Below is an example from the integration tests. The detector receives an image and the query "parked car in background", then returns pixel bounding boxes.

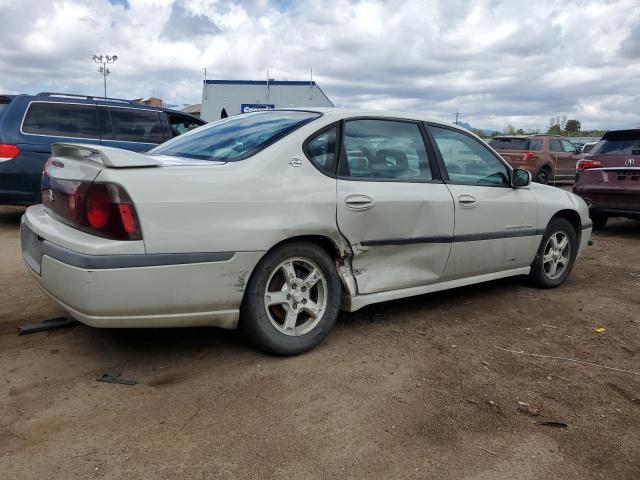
[573,129,640,228]
[0,92,205,205]
[581,141,598,154]
[489,135,582,184]
[21,109,592,355]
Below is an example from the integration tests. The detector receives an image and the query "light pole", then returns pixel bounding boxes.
[91,54,117,98]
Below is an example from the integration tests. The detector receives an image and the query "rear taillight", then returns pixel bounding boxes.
[576,159,603,172]
[42,179,142,241]
[521,151,536,162]
[0,144,20,161]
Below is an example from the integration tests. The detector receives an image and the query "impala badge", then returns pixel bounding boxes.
[289,157,303,167]
[625,158,635,166]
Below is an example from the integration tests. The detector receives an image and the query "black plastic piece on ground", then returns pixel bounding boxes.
[18,317,79,335]
[96,372,138,385]
[538,421,568,428]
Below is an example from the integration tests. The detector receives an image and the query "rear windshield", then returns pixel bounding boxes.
[150,110,321,161]
[590,131,640,155]
[489,138,542,151]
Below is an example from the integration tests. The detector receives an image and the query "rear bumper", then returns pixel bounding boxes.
[21,213,264,329]
[574,188,640,220]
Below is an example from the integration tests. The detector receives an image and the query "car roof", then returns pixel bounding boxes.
[5,92,204,123]
[284,107,469,133]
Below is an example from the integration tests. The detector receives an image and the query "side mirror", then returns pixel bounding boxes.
[511,168,532,187]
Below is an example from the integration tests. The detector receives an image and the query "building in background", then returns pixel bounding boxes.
[200,79,333,122]
[181,103,201,117]
[132,97,163,108]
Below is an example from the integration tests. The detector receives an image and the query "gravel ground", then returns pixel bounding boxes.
[1,205,639,480]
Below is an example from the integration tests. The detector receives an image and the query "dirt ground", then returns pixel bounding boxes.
[1,204,639,480]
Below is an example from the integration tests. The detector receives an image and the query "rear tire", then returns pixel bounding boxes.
[529,218,578,288]
[240,242,342,355]
[590,213,608,229]
[535,166,552,185]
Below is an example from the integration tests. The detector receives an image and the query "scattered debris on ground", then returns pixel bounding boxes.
[18,317,78,335]
[96,372,138,385]
[518,401,541,417]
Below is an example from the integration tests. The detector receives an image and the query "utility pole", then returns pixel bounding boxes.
[454,112,461,125]
[91,54,118,98]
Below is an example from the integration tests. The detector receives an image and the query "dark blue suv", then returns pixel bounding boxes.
[0,92,205,205]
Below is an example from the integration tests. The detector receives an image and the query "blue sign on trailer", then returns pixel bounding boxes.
[241,104,275,113]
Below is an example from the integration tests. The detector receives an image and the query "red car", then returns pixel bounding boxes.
[573,129,640,228]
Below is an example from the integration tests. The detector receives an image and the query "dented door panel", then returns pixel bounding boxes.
[336,181,454,294]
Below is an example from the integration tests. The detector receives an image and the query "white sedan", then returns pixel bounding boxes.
[21,109,593,354]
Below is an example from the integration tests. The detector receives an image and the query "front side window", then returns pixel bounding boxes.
[549,139,563,152]
[561,139,578,153]
[150,110,321,162]
[429,125,510,186]
[168,114,203,137]
[339,120,432,181]
[100,108,164,143]
[305,126,337,174]
[22,103,98,139]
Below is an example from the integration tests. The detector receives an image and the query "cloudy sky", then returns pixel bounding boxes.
[0,0,638,131]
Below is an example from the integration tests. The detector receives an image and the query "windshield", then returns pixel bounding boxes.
[590,131,640,156]
[150,110,321,161]
[489,138,542,151]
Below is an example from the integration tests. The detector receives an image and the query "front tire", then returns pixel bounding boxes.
[590,213,608,229]
[529,218,578,288]
[240,242,342,355]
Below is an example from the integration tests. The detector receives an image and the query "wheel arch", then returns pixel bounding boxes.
[550,208,582,244]
[245,234,358,302]
[537,163,553,176]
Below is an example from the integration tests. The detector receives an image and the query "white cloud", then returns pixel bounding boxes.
[0,0,638,131]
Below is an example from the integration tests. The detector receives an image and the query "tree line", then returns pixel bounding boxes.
[473,117,607,138]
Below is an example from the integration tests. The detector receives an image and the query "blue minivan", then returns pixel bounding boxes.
[0,92,206,205]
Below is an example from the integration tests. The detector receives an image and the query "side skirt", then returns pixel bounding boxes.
[343,267,531,312]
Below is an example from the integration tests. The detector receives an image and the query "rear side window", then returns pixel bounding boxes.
[590,131,640,155]
[100,107,164,143]
[150,110,321,162]
[22,102,98,139]
[339,120,432,181]
[305,126,337,175]
[549,139,563,152]
[489,138,542,151]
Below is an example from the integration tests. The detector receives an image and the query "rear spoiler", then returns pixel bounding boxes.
[51,143,161,168]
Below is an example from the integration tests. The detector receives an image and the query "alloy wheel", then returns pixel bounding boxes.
[263,257,328,336]
[542,231,571,280]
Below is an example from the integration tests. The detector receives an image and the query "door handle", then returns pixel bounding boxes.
[457,194,477,208]
[344,194,374,211]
